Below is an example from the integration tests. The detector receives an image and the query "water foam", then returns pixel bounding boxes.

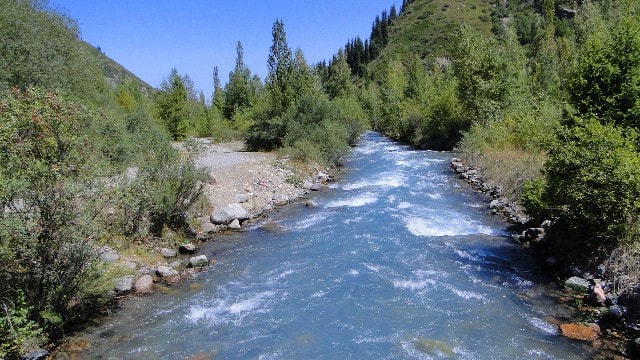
[326,192,378,208]
[342,173,405,190]
[404,216,495,237]
[525,316,559,335]
[392,278,435,291]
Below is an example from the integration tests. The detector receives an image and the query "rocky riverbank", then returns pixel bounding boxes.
[450,157,638,359]
[104,140,332,293]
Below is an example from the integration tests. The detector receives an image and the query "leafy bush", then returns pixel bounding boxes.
[543,120,640,244]
[0,88,103,347]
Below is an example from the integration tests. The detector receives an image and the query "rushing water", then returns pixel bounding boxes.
[81,132,589,359]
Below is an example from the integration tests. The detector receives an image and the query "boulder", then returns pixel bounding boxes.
[309,183,323,191]
[161,248,177,258]
[121,260,137,270]
[564,276,590,292]
[178,243,197,254]
[210,203,250,225]
[134,275,154,294]
[228,219,241,230]
[559,323,600,341]
[156,265,178,277]
[114,276,134,294]
[200,220,217,234]
[189,255,209,268]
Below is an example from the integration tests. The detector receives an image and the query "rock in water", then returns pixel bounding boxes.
[135,275,154,294]
[21,348,48,360]
[210,203,250,225]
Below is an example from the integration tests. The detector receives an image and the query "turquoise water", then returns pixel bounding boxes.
[83,132,588,359]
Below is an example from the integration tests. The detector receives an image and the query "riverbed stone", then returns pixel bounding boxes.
[114,276,134,294]
[564,276,590,292]
[592,282,607,305]
[559,323,600,341]
[210,203,250,225]
[309,182,323,191]
[135,275,154,294]
[156,265,178,277]
[178,243,197,254]
[189,255,209,268]
[228,218,241,230]
[161,248,177,258]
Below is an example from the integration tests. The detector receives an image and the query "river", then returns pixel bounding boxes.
[80,132,589,359]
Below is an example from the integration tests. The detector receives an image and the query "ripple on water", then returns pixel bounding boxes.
[404,216,496,237]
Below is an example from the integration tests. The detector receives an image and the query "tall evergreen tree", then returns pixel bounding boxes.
[224,41,255,119]
[212,66,225,114]
[157,68,189,140]
[266,19,295,114]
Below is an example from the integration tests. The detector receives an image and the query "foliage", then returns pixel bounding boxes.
[156,68,190,140]
[0,0,104,99]
[223,42,260,119]
[0,293,44,359]
[541,120,640,245]
[0,88,102,346]
[568,10,640,129]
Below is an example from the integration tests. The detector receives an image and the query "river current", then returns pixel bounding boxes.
[82,132,588,359]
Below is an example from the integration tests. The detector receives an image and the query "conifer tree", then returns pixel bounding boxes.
[266,19,295,114]
[212,66,225,114]
[224,41,255,119]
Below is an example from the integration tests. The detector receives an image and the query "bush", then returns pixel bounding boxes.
[0,88,103,347]
[543,119,640,245]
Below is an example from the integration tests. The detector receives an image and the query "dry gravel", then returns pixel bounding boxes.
[190,139,307,228]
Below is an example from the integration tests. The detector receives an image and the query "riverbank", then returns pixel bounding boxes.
[450,156,636,359]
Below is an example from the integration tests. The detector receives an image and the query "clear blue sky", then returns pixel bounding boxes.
[51,1,399,99]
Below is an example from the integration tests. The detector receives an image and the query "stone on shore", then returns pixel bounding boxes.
[228,218,241,230]
[234,193,250,203]
[114,276,134,294]
[189,255,209,268]
[559,323,600,341]
[178,243,197,254]
[22,348,48,360]
[161,248,177,258]
[210,203,250,225]
[98,246,120,263]
[135,275,154,294]
[156,265,178,277]
[564,276,590,292]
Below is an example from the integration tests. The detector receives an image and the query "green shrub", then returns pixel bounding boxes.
[544,119,640,245]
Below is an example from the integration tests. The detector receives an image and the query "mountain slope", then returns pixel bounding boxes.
[370,0,494,72]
